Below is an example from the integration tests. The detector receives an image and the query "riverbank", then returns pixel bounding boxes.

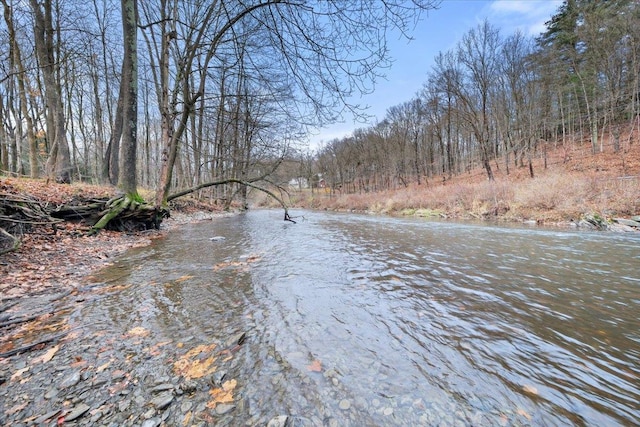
[0,178,234,302]
[0,179,247,426]
[266,143,640,231]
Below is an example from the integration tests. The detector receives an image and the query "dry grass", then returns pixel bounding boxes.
[277,134,640,224]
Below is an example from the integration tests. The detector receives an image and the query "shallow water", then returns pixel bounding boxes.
[87,209,640,426]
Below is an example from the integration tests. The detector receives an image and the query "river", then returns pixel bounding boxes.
[84,209,639,426]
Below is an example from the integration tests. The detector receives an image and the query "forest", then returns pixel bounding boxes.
[0,0,639,224]
[312,0,640,194]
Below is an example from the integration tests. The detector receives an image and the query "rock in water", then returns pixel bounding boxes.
[614,218,640,228]
[65,403,90,421]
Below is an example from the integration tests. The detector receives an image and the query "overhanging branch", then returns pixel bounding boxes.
[167,177,296,223]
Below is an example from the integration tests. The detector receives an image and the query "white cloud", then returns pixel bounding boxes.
[488,0,563,36]
[490,1,539,14]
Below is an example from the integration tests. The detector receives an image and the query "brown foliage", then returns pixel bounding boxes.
[287,136,640,224]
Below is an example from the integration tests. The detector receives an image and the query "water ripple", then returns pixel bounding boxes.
[86,210,640,426]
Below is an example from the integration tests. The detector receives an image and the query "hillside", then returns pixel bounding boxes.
[279,131,640,229]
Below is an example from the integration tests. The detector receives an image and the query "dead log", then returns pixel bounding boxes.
[51,199,110,222]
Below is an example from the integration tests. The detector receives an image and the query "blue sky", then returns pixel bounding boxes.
[308,0,563,149]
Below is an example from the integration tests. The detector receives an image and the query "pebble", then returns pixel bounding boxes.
[215,403,236,415]
[143,407,156,419]
[90,410,104,423]
[149,383,174,393]
[44,387,58,399]
[141,418,161,427]
[59,371,81,389]
[150,392,173,410]
[64,403,90,421]
[34,409,61,424]
[338,399,351,410]
[267,415,290,427]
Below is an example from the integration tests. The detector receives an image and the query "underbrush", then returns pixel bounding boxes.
[280,170,639,224]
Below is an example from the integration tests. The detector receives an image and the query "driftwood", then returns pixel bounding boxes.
[0,192,62,254]
[86,195,169,235]
[0,190,169,253]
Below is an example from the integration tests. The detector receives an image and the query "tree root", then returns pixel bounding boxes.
[0,227,20,255]
[89,194,169,235]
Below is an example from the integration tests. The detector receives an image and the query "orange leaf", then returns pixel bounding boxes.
[517,408,532,420]
[96,361,112,373]
[307,359,322,372]
[34,344,60,364]
[206,379,237,409]
[10,367,29,382]
[126,326,149,337]
[173,344,218,379]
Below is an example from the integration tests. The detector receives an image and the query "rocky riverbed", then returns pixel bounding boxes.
[0,209,257,426]
[0,284,252,426]
[0,286,503,427]
[3,204,637,426]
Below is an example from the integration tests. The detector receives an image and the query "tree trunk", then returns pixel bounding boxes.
[29,0,72,184]
[117,0,138,195]
[2,0,39,178]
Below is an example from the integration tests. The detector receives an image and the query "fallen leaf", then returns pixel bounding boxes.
[213,261,243,271]
[183,343,217,358]
[517,408,532,420]
[174,356,217,379]
[173,343,218,379]
[4,401,28,416]
[96,361,112,373]
[108,380,129,395]
[206,379,237,409]
[522,384,538,395]
[307,359,322,372]
[95,283,132,294]
[10,367,29,382]
[34,344,60,364]
[0,341,14,353]
[126,326,149,337]
[70,358,87,368]
[145,341,171,357]
[182,411,192,426]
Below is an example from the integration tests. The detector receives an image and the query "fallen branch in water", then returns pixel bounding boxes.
[168,177,296,223]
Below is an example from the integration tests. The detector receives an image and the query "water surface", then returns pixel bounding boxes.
[88,210,640,426]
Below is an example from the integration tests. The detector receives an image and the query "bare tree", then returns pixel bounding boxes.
[117,0,138,195]
[136,0,439,208]
[1,0,39,178]
[28,0,72,183]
